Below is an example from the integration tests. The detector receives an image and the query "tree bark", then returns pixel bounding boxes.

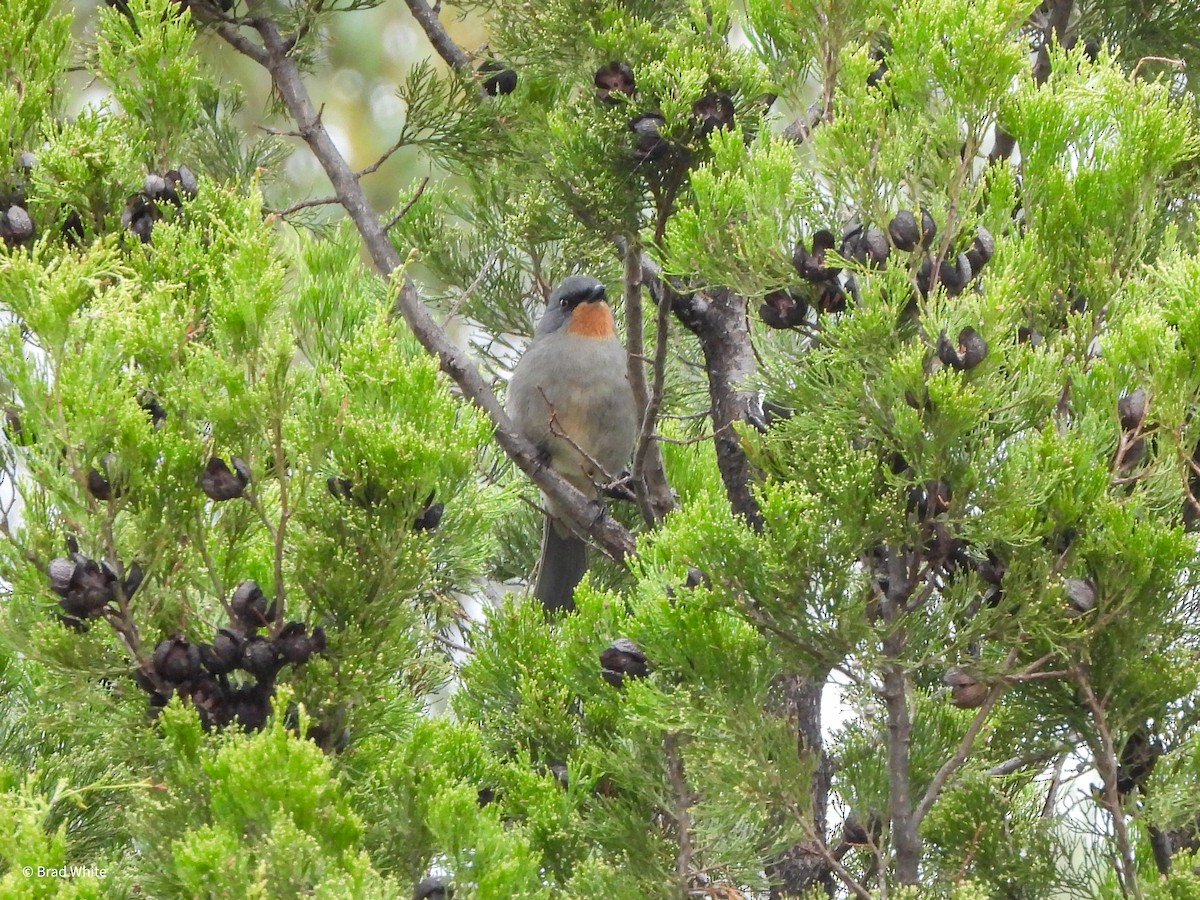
[671,286,765,530]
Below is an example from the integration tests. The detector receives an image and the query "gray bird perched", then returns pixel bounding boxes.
[507,274,638,613]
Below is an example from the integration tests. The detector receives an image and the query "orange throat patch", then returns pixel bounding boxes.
[566,301,615,338]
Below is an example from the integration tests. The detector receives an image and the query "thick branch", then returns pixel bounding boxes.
[402,0,473,72]
[672,285,765,529]
[222,15,635,561]
[622,240,656,526]
[664,732,694,890]
[883,656,920,884]
[626,247,676,523]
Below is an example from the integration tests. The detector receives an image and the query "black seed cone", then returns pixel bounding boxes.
[51,555,118,617]
[86,452,121,500]
[1064,577,1096,616]
[415,875,452,900]
[1118,387,1147,432]
[600,638,648,686]
[200,628,243,674]
[970,226,995,268]
[759,288,808,329]
[793,230,841,283]
[140,394,167,427]
[938,254,975,297]
[478,61,517,96]
[937,327,987,370]
[176,164,198,198]
[629,112,670,162]
[240,635,279,679]
[123,562,144,598]
[888,210,920,252]
[230,579,270,632]
[232,684,272,731]
[3,205,33,243]
[919,208,938,249]
[48,557,76,596]
[143,173,167,199]
[1117,728,1160,795]
[153,636,201,684]
[191,675,234,730]
[841,223,889,267]
[413,490,444,531]
[277,621,325,664]
[908,479,952,520]
[692,92,734,137]
[200,455,250,501]
[594,61,635,103]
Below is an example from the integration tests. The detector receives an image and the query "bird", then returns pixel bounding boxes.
[507,274,638,614]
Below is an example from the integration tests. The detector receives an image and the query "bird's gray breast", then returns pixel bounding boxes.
[508,334,637,489]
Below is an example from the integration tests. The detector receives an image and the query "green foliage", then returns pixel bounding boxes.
[663,128,820,294]
[0,0,71,173]
[0,767,106,899]
[1003,42,1200,285]
[95,0,210,165]
[120,702,400,898]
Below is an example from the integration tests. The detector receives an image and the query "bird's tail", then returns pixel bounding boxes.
[534,517,589,614]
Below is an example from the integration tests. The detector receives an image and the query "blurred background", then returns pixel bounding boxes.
[69,0,487,214]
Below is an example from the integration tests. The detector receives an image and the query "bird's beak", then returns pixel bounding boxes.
[588,284,607,302]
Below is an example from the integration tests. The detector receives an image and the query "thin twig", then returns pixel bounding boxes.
[1074,664,1143,899]
[439,248,497,327]
[1041,753,1068,819]
[271,194,340,218]
[987,745,1068,778]
[256,123,305,138]
[913,646,1022,827]
[1130,56,1185,81]
[268,410,290,633]
[357,135,410,179]
[385,176,431,232]
[539,388,620,488]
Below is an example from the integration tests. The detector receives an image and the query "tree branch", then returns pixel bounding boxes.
[384,176,430,233]
[270,194,340,218]
[987,745,1068,778]
[883,655,920,883]
[664,732,695,890]
[623,241,675,524]
[780,101,828,145]
[622,238,655,526]
[212,20,268,65]
[402,0,473,72]
[672,284,765,529]
[913,646,1022,828]
[1074,664,1143,899]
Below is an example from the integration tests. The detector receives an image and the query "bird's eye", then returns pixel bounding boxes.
[559,297,569,308]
